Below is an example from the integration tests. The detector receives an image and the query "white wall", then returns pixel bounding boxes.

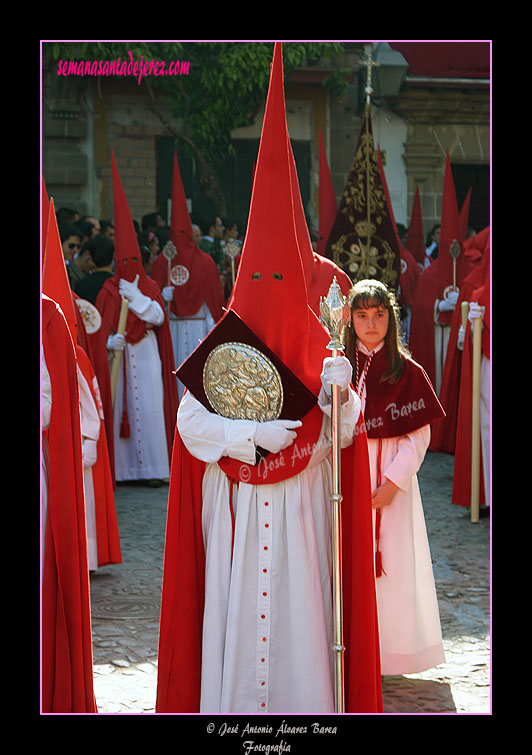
[372,105,409,227]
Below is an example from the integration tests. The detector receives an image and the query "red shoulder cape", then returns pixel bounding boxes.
[452,260,490,507]
[73,292,116,487]
[151,247,225,323]
[355,347,445,439]
[451,321,486,507]
[41,296,97,713]
[409,255,473,388]
[156,413,382,713]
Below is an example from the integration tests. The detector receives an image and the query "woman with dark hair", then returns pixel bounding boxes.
[345,278,447,676]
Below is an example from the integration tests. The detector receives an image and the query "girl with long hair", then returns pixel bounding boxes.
[345,278,447,675]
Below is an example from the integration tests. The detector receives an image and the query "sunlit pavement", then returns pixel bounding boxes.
[89,450,490,715]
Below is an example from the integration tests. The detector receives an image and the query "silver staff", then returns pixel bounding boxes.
[320,276,351,713]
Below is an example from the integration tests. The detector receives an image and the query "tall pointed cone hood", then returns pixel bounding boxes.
[437,150,469,294]
[150,150,225,321]
[169,150,194,246]
[111,151,147,286]
[318,131,337,254]
[42,197,78,340]
[228,42,327,394]
[405,186,426,266]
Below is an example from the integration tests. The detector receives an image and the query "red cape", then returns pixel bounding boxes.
[156,413,382,713]
[408,254,473,389]
[452,242,490,507]
[41,296,97,713]
[356,347,445,439]
[451,319,486,507]
[399,246,421,311]
[430,230,489,453]
[73,292,116,487]
[151,249,225,323]
[96,278,179,463]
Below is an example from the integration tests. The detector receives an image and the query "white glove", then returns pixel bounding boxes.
[162,286,174,302]
[438,291,459,312]
[119,274,151,317]
[320,356,353,396]
[254,419,302,454]
[119,274,140,302]
[457,325,465,351]
[82,438,98,467]
[107,333,126,351]
[468,301,485,323]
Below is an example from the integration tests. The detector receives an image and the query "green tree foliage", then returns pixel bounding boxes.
[42,41,350,212]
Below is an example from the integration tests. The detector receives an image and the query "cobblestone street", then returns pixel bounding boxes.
[89,449,490,716]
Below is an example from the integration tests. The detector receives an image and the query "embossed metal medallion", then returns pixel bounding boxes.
[203,342,283,422]
[75,298,102,334]
[169,264,190,286]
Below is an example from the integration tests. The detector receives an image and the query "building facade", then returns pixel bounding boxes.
[42,41,490,240]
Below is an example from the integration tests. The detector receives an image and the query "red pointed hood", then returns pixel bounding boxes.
[168,149,222,317]
[405,186,426,266]
[434,151,470,296]
[42,197,78,340]
[112,151,148,286]
[318,131,337,254]
[150,150,225,321]
[227,42,328,395]
[169,150,194,248]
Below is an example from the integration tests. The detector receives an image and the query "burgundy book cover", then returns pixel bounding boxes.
[175,309,318,423]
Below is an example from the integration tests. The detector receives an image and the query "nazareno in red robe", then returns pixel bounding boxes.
[41,295,97,713]
[452,237,490,508]
[157,42,381,713]
[429,229,489,454]
[96,276,179,466]
[156,409,382,713]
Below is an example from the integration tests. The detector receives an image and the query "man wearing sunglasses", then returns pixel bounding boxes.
[58,223,82,263]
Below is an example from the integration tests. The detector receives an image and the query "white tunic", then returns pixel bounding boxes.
[112,299,170,482]
[78,366,100,572]
[358,342,445,675]
[168,302,216,398]
[177,387,361,714]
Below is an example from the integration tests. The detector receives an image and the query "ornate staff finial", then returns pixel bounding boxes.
[360,47,380,109]
[449,238,461,291]
[320,276,351,353]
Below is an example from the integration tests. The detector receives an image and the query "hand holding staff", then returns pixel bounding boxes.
[110,297,129,405]
[320,276,351,713]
